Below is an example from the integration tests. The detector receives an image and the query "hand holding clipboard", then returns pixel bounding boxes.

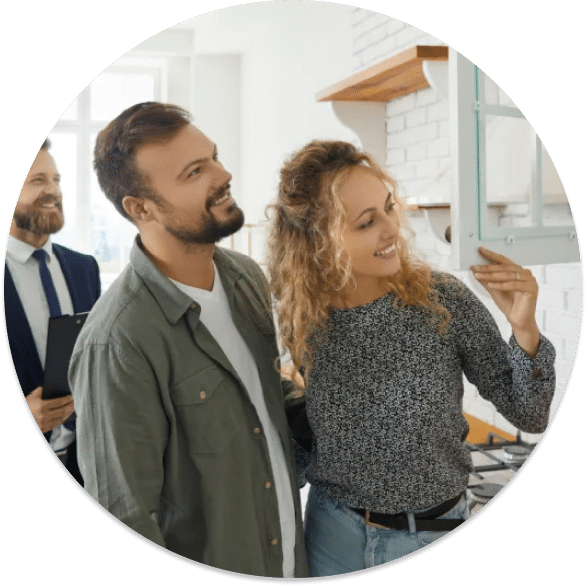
[42,312,89,400]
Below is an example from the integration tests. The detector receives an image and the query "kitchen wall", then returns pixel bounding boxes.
[175,2,357,226]
[349,7,581,440]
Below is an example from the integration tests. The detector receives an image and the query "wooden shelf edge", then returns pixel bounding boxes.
[404,201,548,212]
[405,203,450,211]
[317,45,448,103]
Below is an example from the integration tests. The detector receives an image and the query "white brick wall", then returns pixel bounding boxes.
[382,62,450,204]
[350,8,582,440]
[350,9,450,205]
[350,8,443,71]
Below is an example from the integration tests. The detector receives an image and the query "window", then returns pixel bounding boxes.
[47,27,194,289]
[48,58,166,288]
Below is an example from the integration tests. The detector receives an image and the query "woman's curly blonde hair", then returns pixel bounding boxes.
[267,140,450,393]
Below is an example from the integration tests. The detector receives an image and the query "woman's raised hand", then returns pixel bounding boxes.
[471,247,540,357]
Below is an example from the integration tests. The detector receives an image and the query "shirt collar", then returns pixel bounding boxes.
[129,236,244,325]
[6,235,54,265]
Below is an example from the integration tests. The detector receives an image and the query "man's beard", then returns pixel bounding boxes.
[165,207,245,244]
[13,196,64,235]
[157,185,245,244]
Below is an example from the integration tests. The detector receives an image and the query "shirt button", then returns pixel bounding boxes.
[190,302,197,310]
[270,538,279,546]
[531,368,542,379]
[199,390,206,400]
[253,427,261,435]
[265,481,272,489]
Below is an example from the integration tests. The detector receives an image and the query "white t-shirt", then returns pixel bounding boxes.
[171,264,296,577]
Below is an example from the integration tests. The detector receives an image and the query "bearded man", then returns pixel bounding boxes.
[5,139,101,484]
[68,103,308,577]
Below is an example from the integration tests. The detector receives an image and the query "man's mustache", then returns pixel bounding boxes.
[205,183,232,211]
[32,194,63,209]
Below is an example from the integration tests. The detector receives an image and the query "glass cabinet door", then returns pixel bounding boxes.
[450,52,579,269]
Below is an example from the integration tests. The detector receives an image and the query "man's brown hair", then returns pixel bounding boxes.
[93,102,192,221]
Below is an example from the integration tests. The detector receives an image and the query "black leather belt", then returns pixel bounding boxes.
[351,493,465,532]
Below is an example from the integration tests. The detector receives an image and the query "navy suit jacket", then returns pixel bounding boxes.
[5,242,101,398]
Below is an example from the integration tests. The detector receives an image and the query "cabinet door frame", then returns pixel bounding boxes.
[449,51,579,269]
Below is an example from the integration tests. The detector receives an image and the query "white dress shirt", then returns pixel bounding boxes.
[6,235,75,451]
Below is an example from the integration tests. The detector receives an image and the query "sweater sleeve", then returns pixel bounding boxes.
[443,277,556,433]
[285,394,313,487]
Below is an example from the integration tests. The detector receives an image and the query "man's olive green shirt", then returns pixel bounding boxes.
[69,239,308,577]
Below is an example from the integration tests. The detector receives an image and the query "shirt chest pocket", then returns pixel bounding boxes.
[171,366,240,455]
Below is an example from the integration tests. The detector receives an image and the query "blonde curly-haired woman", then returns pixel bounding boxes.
[267,140,555,576]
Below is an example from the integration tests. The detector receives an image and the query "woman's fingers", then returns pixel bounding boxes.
[471,247,530,282]
[471,248,537,292]
[473,249,522,272]
[472,266,537,293]
[476,246,517,267]
[473,268,527,282]
[480,279,534,291]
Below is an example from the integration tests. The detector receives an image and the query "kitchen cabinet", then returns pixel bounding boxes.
[450,51,578,268]
[318,47,579,269]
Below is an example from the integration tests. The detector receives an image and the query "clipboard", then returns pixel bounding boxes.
[42,312,89,400]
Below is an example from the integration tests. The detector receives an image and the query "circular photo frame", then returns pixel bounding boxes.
[3,1,583,584]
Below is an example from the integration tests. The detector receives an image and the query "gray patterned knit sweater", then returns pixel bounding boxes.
[301,273,555,514]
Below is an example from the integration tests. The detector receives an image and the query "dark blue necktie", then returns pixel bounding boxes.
[32,249,62,318]
[32,249,75,432]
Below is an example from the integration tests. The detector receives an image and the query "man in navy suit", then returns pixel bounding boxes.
[5,139,100,484]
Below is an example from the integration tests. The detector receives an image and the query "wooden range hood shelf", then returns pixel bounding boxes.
[317,45,448,103]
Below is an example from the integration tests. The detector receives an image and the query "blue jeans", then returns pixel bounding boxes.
[304,485,470,576]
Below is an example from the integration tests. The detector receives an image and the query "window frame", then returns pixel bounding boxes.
[49,59,168,282]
